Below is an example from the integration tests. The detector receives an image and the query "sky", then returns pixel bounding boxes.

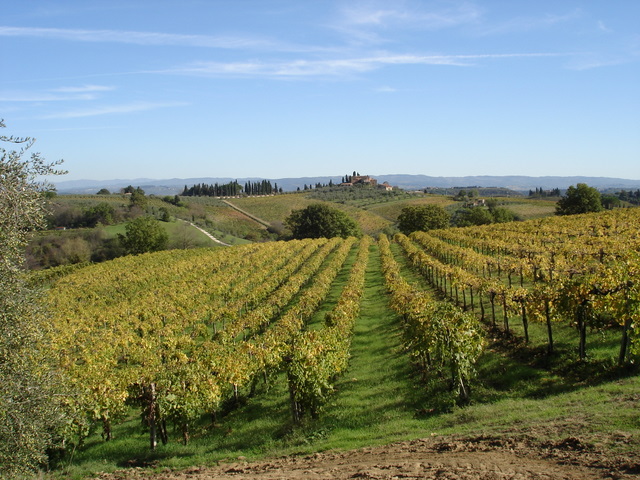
[1,0,639,182]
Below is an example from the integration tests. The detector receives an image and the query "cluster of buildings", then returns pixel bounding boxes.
[340,175,393,191]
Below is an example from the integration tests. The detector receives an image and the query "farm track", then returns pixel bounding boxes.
[221,200,272,228]
[180,219,231,246]
[92,433,639,479]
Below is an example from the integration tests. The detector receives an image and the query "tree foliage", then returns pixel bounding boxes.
[182,181,243,197]
[451,207,494,227]
[0,120,65,477]
[489,206,517,223]
[119,215,169,255]
[128,186,147,209]
[600,194,622,210]
[555,183,603,215]
[397,205,450,235]
[450,203,518,227]
[285,203,361,239]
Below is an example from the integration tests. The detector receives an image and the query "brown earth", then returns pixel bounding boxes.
[92,433,640,480]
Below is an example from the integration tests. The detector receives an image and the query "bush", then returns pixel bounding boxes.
[119,216,169,254]
[397,205,450,234]
[556,183,603,215]
[285,203,361,239]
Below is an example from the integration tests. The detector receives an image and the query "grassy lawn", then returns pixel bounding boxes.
[102,220,222,248]
[231,193,314,223]
[498,198,557,219]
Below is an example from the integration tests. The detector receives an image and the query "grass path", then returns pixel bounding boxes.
[303,243,430,451]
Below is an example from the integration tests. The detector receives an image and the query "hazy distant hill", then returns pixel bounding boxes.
[378,175,640,192]
[54,174,640,195]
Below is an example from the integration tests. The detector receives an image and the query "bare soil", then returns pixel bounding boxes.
[92,432,640,480]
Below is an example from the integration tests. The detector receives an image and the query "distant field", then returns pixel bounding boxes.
[230,193,315,222]
[366,194,457,222]
[498,199,557,219]
[52,190,560,244]
[230,193,393,236]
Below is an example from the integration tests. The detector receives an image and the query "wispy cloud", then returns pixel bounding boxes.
[566,54,628,71]
[162,52,566,79]
[374,86,397,93]
[331,1,482,46]
[1,93,94,102]
[478,9,582,35]
[0,85,114,102]
[340,1,481,29]
[0,25,280,50]
[596,21,612,34]
[53,84,115,93]
[40,101,188,119]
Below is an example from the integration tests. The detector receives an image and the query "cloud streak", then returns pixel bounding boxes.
[1,92,96,102]
[0,85,115,102]
[53,85,115,93]
[477,9,582,36]
[163,52,566,79]
[340,2,481,29]
[0,26,277,50]
[331,1,482,46]
[40,101,188,119]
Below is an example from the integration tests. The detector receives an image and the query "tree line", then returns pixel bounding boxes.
[181,180,282,197]
[614,189,640,205]
[528,187,561,198]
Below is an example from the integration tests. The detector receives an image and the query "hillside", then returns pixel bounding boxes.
[54,174,640,195]
[44,189,558,248]
[30,190,560,271]
[41,208,640,479]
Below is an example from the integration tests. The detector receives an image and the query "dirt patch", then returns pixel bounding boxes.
[91,434,640,480]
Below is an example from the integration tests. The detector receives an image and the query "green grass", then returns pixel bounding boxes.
[101,223,126,237]
[230,193,314,223]
[50,242,639,479]
[293,244,428,449]
[305,242,360,330]
[101,220,222,248]
[498,199,557,220]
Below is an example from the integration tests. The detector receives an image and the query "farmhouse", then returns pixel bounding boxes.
[340,175,395,191]
[341,175,378,187]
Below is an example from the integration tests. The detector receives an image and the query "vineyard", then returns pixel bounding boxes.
[44,208,640,477]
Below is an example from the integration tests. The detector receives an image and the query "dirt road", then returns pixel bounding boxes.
[92,433,639,479]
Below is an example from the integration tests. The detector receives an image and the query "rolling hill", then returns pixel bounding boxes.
[54,174,640,195]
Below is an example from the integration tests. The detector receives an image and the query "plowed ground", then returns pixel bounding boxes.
[92,432,640,480]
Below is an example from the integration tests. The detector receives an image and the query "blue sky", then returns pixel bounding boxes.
[2,1,639,181]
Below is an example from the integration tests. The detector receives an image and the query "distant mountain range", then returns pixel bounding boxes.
[54,174,640,195]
